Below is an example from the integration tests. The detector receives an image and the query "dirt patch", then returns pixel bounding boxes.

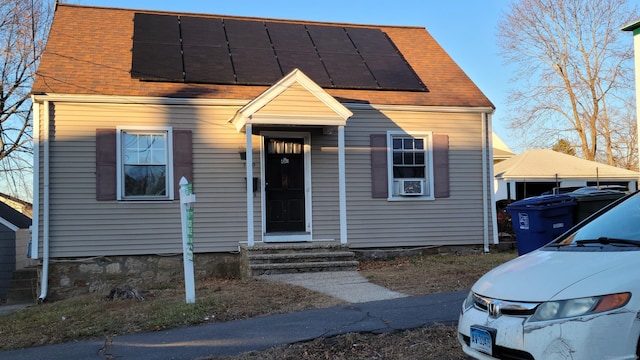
[206,324,467,360]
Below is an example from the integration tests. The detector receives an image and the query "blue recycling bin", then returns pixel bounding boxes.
[506,194,576,255]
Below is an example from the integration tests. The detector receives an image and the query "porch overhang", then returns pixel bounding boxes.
[229,68,353,133]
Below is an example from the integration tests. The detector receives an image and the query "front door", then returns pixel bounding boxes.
[264,138,306,234]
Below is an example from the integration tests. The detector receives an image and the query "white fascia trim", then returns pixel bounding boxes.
[31,93,248,107]
[0,217,19,232]
[230,69,353,131]
[248,114,347,127]
[235,69,352,120]
[346,103,495,114]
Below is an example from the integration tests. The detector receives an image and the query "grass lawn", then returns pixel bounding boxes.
[0,249,517,358]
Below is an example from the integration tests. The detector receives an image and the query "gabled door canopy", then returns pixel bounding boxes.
[229,68,353,133]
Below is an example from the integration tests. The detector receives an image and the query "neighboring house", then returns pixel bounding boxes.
[494,149,639,200]
[623,21,640,174]
[30,4,495,300]
[0,201,32,300]
[492,133,515,164]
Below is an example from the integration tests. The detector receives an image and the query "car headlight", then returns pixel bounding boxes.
[463,291,474,311]
[529,292,631,322]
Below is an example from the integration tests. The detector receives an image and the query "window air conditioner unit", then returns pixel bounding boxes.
[399,179,424,196]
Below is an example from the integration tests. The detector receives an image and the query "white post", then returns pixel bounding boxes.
[245,124,254,246]
[338,125,347,244]
[179,177,196,304]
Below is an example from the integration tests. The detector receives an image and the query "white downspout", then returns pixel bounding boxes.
[481,112,490,253]
[39,100,50,302]
[30,98,40,259]
[486,113,499,246]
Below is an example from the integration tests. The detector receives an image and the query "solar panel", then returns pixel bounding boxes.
[131,13,183,80]
[276,50,332,86]
[321,53,378,88]
[181,16,226,46]
[306,25,358,54]
[267,22,331,85]
[224,19,271,49]
[345,27,396,55]
[364,55,425,90]
[130,12,426,91]
[133,13,180,44]
[131,43,183,81]
[231,48,282,84]
[267,22,313,50]
[181,17,235,83]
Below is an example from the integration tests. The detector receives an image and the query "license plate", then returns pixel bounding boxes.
[470,325,495,356]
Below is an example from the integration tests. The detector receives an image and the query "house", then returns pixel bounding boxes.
[492,133,515,164]
[622,21,640,174]
[30,4,495,300]
[0,201,32,300]
[494,149,639,200]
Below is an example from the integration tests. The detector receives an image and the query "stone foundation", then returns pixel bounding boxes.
[42,253,242,301]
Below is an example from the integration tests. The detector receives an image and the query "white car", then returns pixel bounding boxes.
[458,191,640,360]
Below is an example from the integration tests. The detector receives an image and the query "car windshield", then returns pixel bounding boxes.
[553,192,640,248]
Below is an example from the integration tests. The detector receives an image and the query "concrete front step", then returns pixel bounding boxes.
[244,242,350,254]
[248,251,356,264]
[241,242,359,277]
[250,260,359,276]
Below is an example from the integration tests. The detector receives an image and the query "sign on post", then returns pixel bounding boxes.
[179,177,196,303]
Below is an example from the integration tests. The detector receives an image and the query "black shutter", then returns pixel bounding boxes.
[370,134,388,198]
[433,134,450,198]
[173,129,193,196]
[96,129,117,200]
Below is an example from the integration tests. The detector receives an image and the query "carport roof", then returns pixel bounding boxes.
[494,149,640,181]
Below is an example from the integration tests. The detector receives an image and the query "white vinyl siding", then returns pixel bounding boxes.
[38,99,492,258]
[45,102,254,257]
[344,107,490,248]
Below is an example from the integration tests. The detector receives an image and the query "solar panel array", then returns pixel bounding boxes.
[131,13,426,91]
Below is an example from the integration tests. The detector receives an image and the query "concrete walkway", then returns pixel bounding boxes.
[0,303,33,315]
[259,271,407,303]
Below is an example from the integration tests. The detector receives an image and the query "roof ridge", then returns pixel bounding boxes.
[55,3,427,30]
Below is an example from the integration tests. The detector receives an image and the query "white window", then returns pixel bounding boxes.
[387,131,434,200]
[116,126,173,200]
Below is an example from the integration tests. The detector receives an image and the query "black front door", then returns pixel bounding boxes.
[265,138,305,233]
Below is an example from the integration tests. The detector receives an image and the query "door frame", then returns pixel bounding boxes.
[260,131,312,242]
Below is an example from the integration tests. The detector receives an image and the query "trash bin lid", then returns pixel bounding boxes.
[567,190,626,201]
[506,194,575,209]
[567,190,626,199]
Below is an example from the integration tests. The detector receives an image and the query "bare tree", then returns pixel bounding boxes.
[0,0,52,201]
[498,0,638,168]
[551,138,576,156]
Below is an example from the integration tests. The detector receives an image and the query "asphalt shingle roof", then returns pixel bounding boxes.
[32,4,494,109]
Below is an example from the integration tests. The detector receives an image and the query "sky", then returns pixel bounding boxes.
[77,0,518,151]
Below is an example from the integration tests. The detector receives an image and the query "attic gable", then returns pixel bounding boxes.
[230,68,352,132]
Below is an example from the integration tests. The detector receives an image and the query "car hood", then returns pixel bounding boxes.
[472,249,639,302]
